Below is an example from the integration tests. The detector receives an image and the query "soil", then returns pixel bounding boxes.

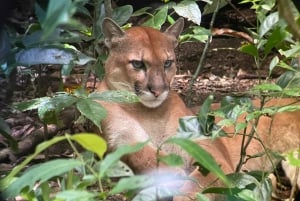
[0,2,291,200]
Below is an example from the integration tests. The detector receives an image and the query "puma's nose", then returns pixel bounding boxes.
[149,87,161,97]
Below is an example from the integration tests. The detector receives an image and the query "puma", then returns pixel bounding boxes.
[96,18,300,200]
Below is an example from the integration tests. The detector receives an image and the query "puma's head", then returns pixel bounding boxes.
[101,18,184,108]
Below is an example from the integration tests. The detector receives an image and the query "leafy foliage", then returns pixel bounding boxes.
[1,0,300,201]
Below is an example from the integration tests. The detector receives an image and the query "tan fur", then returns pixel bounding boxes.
[97,18,300,200]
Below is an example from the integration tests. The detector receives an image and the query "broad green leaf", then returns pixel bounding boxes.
[203,172,271,201]
[110,175,153,194]
[200,94,214,115]
[0,135,67,189]
[40,182,51,201]
[71,133,107,158]
[42,0,80,39]
[279,43,300,58]
[15,97,50,111]
[16,46,94,66]
[88,90,139,103]
[99,141,148,177]
[50,93,78,111]
[277,61,297,72]
[37,94,78,124]
[268,56,279,75]
[76,98,107,128]
[264,27,286,56]
[158,153,184,167]
[3,159,83,198]
[277,105,300,113]
[131,7,152,17]
[173,0,201,25]
[177,116,201,138]
[38,100,58,124]
[143,5,168,29]
[251,83,282,92]
[55,190,96,201]
[239,43,258,58]
[259,12,279,38]
[16,47,74,65]
[276,70,296,88]
[112,5,133,26]
[105,161,134,178]
[166,138,231,186]
[133,186,178,201]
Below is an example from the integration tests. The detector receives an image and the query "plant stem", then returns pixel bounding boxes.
[289,147,300,201]
[104,0,112,18]
[235,96,266,172]
[66,135,104,193]
[187,0,220,106]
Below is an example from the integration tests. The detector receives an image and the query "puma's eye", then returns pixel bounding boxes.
[164,60,173,69]
[130,60,145,69]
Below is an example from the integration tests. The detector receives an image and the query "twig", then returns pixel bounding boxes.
[104,0,113,18]
[187,0,220,106]
[289,148,300,201]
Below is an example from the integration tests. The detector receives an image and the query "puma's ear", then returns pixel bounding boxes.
[164,18,184,40]
[102,18,125,48]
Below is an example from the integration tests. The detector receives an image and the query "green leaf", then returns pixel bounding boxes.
[166,138,231,186]
[16,47,74,65]
[50,93,78,111]
[41,0,79,39]
[251,83,282,92]
[3,159,83,198]
[132,186,178,201]
[239,43,258,58]
[203,172,272,201]
[15,97,50,111]
[264,27,286,55]
[277,105,300,113]
[99,141,147,177]
[276,70,296,88]
[55,190,96,201]
[71,133,107,159]
[158,153,184,167]
[76,98,107,128]
[0,135,67,190]
[105,161,134,178]
[110,175,153,195]
[112,5,133,26]
[268,56,279,75]
[132,7,152,17]
[38,100,58,124]
[173,0,201,25]
[143,5,168,29]
[37,93,77,124]
[88,90,139,103]
[259,12,279,38]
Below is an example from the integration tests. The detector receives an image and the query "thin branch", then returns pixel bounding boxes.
[187,0,220,106]
[104,0,113,18]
